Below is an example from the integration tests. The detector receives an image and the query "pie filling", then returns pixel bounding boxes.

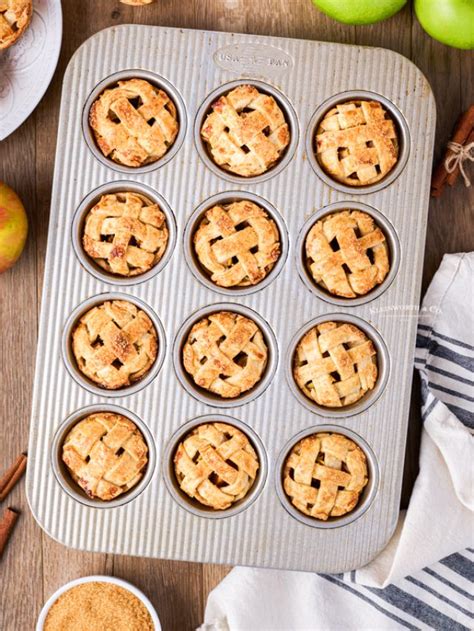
[173,422,260,510]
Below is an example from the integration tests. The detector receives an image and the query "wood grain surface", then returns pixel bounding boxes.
[0,2,473,630]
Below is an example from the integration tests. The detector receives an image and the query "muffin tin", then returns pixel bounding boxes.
[27,25,436,573]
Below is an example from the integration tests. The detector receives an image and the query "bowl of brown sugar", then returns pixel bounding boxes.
[36,575,161,631]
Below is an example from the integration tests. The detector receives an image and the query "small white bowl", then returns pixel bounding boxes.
[36,575,161,630]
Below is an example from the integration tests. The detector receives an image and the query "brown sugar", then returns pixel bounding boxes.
[43,581,155,631]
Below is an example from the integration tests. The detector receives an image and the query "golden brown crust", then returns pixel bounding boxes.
[183,311,268,398]
[174,422,259,510]
[0,0,32,50]
[72,300,158,390]
[293,321,378,407]
[283,432,368,520]
[193,200,280,287]
[201,84,290,177]
[315,100,399,186]
[82,192,169,277]
[89,78,179,167]
[62,412,148,501]
[305,210,390,298]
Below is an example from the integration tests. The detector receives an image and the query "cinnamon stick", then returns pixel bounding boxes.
[446,128,474,186]
[0,508,19,559]
[0,453,27,502]
[431,105,474,197]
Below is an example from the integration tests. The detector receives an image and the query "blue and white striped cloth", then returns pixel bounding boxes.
[203,253,474,630]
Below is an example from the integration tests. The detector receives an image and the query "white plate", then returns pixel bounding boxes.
[0,0,62,140]
[35,575,162,630]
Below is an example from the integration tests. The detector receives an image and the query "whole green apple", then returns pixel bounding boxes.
[0,182,28,273]
[311,0,407,25]
[415,0,474,49]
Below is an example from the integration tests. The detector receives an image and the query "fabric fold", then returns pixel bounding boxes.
[203,253,474,631]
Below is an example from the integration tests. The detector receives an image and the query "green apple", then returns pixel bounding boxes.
[415,0,474,49]
[0,182,28,273]
[311,0,407,25]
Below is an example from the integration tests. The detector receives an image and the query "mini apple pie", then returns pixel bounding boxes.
[293,321,377,407]
[174,422,259,510]
[305,210,389,298]
[283,432,368,520]
[62,412,148,501]
[182,311,268,398]
[315,100,399,186]
[201,84,290,177]
[89,78,179,167]
[0,0,32,50]
[193,200,280,287]
[82,192,169,277]
[72,300,158,390]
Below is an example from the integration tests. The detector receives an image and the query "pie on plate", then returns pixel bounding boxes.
[82,192,169,277]
[193,200,280,287]
[0,0,32,49]
[89,78,179,167]
[62,412,148,501]
[293,321,377,407]
[315,100,399,187]
[305,209,389,298]
[283,432,368,520]
[182,311,268,398]
[201,84,290,177]
[72,300,158,390]
[174,422,259,510]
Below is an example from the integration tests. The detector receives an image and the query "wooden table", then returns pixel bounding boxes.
[1,2,472,629]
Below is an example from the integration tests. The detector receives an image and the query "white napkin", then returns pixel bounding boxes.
[202,253,474,631]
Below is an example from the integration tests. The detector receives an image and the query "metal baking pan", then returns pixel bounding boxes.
[27,25,436,573]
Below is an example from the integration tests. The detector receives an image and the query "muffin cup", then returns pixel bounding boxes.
[173,303,278,408]
[183,191,289,296]
[82,68,187,174]
[163,414,267,519]
[305,90,410,194]
[275,425,379,529]
[72,181,177,286]
[51,404,157,509]
[62,293,166,397]
[286,313,390,418]
[296,201,401,307]
[194,79,299,184]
